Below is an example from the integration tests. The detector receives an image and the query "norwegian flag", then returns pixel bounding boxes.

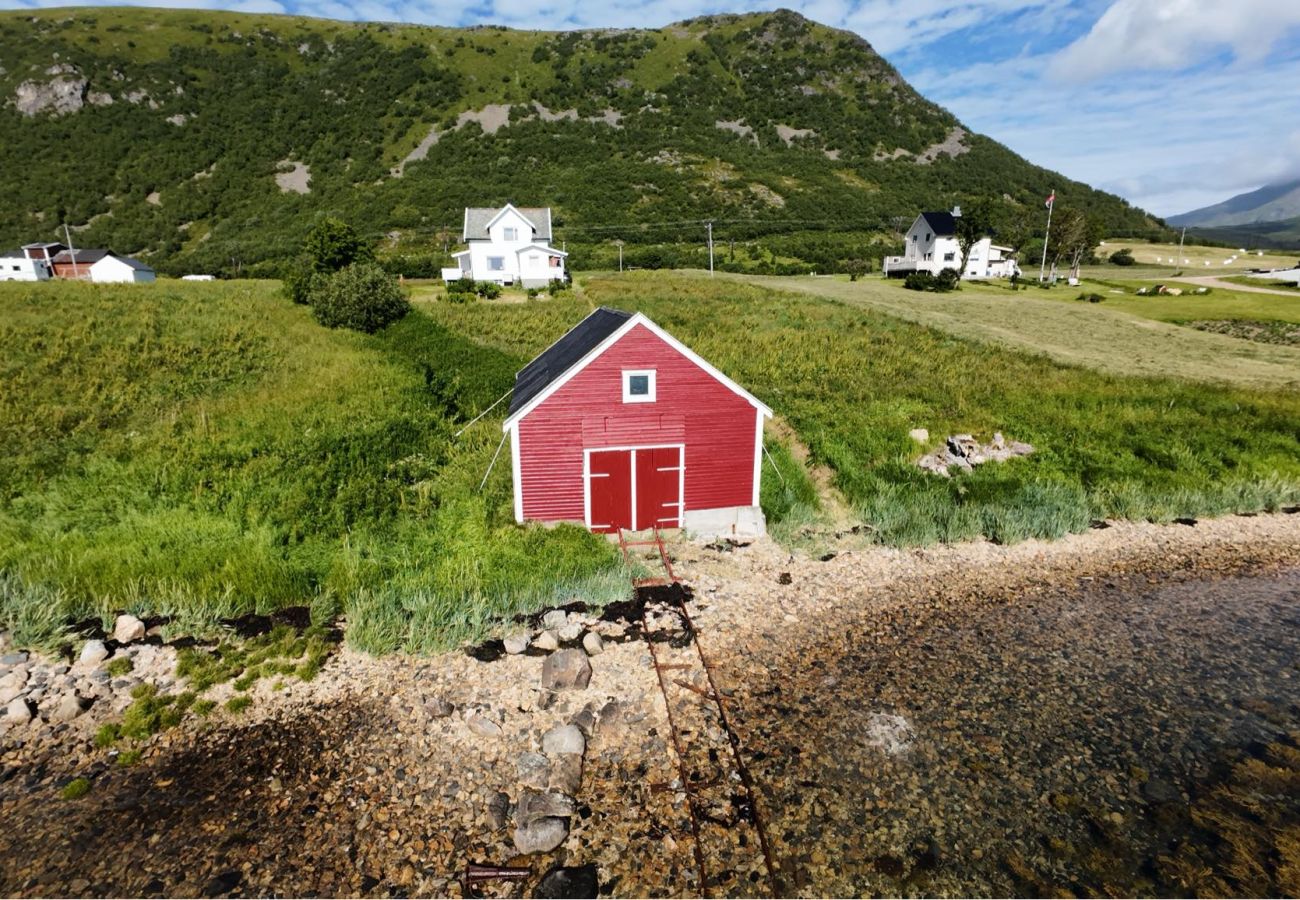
[1045,190,1056,208]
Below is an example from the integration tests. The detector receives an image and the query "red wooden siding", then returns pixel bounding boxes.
[516,323,758,524]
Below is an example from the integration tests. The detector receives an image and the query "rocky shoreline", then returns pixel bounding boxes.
[0,511,1297,897]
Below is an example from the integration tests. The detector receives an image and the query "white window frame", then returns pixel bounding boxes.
[622,369,656,403]
[503,227,518,240]
[487,256,505,271]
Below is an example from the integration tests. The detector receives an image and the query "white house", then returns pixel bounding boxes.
[442,204,567,288]
[884,209,1019,279]
[90,253,156,283]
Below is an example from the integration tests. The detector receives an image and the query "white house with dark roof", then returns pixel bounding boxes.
[442,204,567,288]
[884,209,1018,279]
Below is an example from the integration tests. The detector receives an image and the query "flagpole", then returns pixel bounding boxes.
[1038,189,1054,283]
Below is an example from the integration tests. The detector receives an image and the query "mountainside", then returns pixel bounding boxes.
[1169,178,1300,228]
[0,6,1163,275]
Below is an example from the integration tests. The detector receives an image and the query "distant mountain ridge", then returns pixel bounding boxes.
[1169,178,1300,228]
[0,6,1163,275]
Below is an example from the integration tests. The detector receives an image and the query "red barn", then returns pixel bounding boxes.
[504,308,772,536]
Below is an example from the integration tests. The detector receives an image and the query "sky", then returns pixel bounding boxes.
[5,0,1300,216]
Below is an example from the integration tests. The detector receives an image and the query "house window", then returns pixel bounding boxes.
[910,234,917,242]
[925,232,932,241]
[622,369,656,403]
[503,227,518,240]
[529,254,539,264]
[549,256,562,267]
[487,256,505,271]
[943,252,955,262]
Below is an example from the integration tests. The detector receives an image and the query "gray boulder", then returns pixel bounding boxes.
[541,649,591,691]
[5,697,33,726]
[0,670,27,705]
[533,630,559,652]
[541,723,586,756]
[581,632,604,657]
[503,632,531,655]
[541,610,569,631]
[49,693,88,723]
[466,712,503,738]
[549,754,585,795]
[515,790,576,826]
[79,640,109,667]
[516,751,552,789]
[513,817,569,855]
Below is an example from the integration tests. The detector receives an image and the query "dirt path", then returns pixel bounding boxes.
[1169,274,1300,297]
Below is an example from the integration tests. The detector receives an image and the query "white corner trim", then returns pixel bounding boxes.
[751,407,763,508]
[503,312,773,429]
[461,206,470,242]
[510,422,523,524]
[622,369,656,403]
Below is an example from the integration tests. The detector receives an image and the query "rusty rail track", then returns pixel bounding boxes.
[627,528,778,897]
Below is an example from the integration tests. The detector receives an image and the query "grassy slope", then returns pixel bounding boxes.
[1098,241,1298,272]
[732,273,1300,390]
[428,272,1300,546]
[0,280,623,652]
[4,273,1298,652]
[0,7,1161,275]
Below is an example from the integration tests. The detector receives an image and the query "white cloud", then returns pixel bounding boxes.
[1050,0,1300,81]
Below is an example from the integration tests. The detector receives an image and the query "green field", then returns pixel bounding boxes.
[3,274,1299,653]
[735,273,1300,389]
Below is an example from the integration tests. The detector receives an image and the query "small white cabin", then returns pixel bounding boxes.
[443,204,567,288]
[90,254,156,284]
[0,244,59,281]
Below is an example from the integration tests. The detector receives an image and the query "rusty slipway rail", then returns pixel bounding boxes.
[627,528,778,897]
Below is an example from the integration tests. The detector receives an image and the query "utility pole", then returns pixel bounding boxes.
[1038,188,1055,283]
[706,221,714,276]
[1176,226,1186,272]
[614,240,624,273]
[62,222,81,279]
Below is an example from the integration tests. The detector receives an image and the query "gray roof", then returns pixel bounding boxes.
[114,255,153,272]
[0,248,23,259]
[52,248,110,265]
[508,308,632,416]
[462,206,552,242]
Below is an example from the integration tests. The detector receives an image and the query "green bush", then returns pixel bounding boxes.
[60,778,91,800]
[903,268,960,292]
[446,290,473,304]
[1109,248,1136,266]
[1076,292,1104,303]
[311,263,411,334]
[475,281,502,299]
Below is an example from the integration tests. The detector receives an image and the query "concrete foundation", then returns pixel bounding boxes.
[682,505,767,539]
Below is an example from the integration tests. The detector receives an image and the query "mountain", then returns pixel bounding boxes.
[1169,178,1300,228]
[0,6,1163,276]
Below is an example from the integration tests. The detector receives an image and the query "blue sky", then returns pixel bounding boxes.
[7,0,1300,216]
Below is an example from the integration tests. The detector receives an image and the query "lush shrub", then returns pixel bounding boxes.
[1109,248,1136,266]
[451,277,477,294]
[843,259,871,281]
[1076,292,1104,303]
[311,263,411,334]
[303,218,372,273]
[550,277,571,293]
[281,262,324,305]
[903,268,960,292]
[475,281,502,299]
[446,290,474,304]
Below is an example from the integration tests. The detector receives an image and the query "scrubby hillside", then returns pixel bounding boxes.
[0,6,1163,275]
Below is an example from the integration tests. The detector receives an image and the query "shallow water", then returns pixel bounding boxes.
[725,568,1300,896]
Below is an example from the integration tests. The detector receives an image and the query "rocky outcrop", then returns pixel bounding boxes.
[917,432,1034,477]
[14,76,89,116]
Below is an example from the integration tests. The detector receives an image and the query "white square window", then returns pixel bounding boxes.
[487,256,505,271]
[503,227,518,240]
[622,369,656,403]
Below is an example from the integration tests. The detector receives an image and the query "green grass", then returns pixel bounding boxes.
[4,274,1299,654]
[0,280,623,654]
[735,273,1300,390]
[1070,279,1300,326]
[225,694,253,714]
[60,778,91,800]
[104,656,133,677]
[427,271,1300,545]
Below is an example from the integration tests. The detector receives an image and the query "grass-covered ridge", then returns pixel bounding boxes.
[425,272,1300,545]
[0,280,623,653]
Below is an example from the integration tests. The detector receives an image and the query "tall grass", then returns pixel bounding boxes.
[427,272,1300,546]
[0,281,620,652]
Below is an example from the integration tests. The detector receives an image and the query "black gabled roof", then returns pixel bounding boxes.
[919,211,957,236]
[52,248,110,264]
[508,307,633,416]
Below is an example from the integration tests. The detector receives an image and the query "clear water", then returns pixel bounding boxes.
[724,568,1300,896]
